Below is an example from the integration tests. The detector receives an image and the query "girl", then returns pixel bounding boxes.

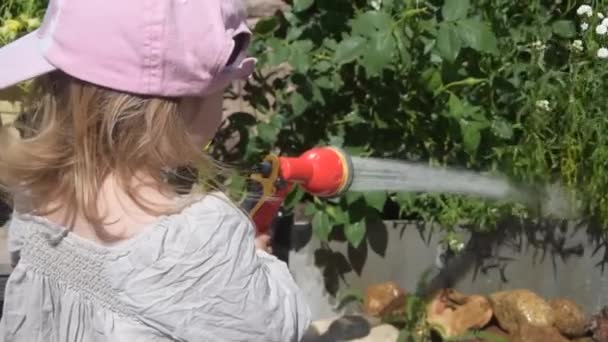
[0,0,311,341]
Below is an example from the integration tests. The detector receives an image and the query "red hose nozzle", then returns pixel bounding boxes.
[278,146,353,197]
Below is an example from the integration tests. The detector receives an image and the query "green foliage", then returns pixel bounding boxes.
[239,0,608,247]
[0,0,47,101]
[0,0,46,44]
[6,0,608,249]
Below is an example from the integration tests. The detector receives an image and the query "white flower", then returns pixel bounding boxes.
[596,24,608,35]
[602,18,608,26]
[572,39,584,52]
[536,100,551,111]
[370,0,381,10]
[577,4,593,17]
[599,12,605,19]
[581,22,590,31]
[597,47,608,58]
[556,0,562,4]
[531,40,546,51]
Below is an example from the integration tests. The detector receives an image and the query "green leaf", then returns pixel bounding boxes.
[304,202,317,216]
[328,134,345,147]
[346,191,364,204]
[552,20,576,38]
[253,17,279,36]
[315,76,333,89]
[267,39,290,66]
[256,123,278,144]
[421,68,443,93]
[460,120,481,154]
[447,94,464,118]
[491,119,514,139]
[436,23,462,62]
[333,36,367,65]
[329,206,349,225]
[363,191,387,212]
[344,111,366,124]
[227,173,247,200]
[286,26,304,41]
[314,60,333,73]
[312,211,332,241]
[284,186,305,210]
[293,0,314,12]
[396,192,414,205]
[345,219,366,247]
[442,0,470,21]
[456,19,498,54]
[289,40,314,72]
[361,31,395,76]
[290,92,309,116]
[351,10,393,37]
[269,112,285,128]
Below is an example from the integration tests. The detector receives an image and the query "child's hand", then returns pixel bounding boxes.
[255,234,273,254]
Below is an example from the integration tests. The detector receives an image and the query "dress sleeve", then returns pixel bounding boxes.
[126,194,312,342]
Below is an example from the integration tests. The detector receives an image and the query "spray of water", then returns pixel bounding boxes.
[348,157,580,219]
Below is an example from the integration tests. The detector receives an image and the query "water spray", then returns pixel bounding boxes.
[243,146,576,235]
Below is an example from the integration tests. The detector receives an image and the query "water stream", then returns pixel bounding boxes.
[348,156,579,219]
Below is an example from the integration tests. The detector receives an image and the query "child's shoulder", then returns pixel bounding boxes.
[178,191,250,224]
[164,192,254,244]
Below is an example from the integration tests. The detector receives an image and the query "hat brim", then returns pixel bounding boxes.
[0,30,56,90]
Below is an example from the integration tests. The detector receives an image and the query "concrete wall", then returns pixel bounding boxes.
[285,218,608,320]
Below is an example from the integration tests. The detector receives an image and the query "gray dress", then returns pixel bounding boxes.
[0,193,311,341]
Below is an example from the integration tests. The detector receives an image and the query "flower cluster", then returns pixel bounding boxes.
[369,0,381,10]
[536,99,551,111]
[576,4,608,59]
[572,39,584,52]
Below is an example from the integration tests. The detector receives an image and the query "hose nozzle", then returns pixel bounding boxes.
[278,146,353,197]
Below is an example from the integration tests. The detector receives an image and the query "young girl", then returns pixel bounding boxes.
[0,0,311,341]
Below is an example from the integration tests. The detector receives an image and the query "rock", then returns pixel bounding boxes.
[426,288,493,339]
[549,298,588,337]
[363,281,407,317]
[511,324,569,342]
[588,306,608,342]
[489,289,554,333]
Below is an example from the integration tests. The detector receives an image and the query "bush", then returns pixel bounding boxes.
[233,0,608,247]
[4,0,608,249]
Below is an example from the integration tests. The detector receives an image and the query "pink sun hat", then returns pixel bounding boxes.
[0,0,257,97]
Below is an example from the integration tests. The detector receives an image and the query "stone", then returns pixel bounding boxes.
[363,281,407,317]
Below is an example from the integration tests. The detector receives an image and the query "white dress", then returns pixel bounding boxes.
[0,193,311,341]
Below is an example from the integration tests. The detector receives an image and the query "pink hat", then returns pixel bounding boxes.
[0,0,256,97]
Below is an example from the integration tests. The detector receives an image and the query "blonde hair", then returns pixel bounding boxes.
[0,71,223,227]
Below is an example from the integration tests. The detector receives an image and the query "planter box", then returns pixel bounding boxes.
[286,219,608,320]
